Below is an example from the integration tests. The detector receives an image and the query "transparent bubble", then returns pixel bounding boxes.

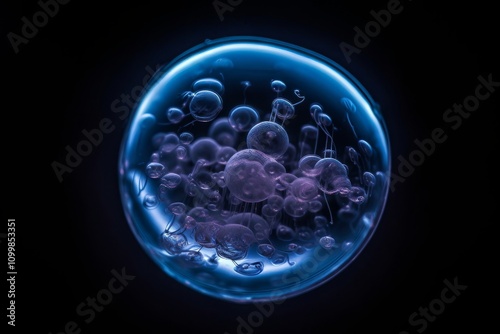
[223,149,275,203]
[271,79,286,93]
[234,261,264,276]
[190,138,220,166]
[228,105,260,132]
[145,162,165,179]
[167,107,185,124]
[267,194,284,212]
[193,78,225,95]
[298,154,321,176]
[208,118,237,147]
[257,243,275,257]
[263,160,286,179]
[272,98,295,121]
[276,224,296,241]
[215,224,255,260]
[247,121,289,158]
[348,186,367,204]
[119,36,390,303]
[283,195,309,217]
[308,200,323,213]
[290,177,318,201]
[167,202,186,215]
[143,194,159,209]
[179,132,194,144]
[216,146,237,165]
[189,90,223,122]
[319,236,336,250]
[161,233,188,255]
[160,133,179,153]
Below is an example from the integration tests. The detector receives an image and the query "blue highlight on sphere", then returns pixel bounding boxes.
[118,36,390,303]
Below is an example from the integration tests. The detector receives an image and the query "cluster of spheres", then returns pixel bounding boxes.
[118,37,390,302]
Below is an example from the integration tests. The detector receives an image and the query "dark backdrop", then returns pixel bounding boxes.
[3,0,498,333]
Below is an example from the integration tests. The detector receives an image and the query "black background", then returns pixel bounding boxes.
[3,0,498,333]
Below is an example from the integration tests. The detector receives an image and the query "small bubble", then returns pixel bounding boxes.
[161,173,182,188]
[179,132,194,144]
[167,107,184,124]
[271,79,286,93]
[167,202,187,216]
[143,195,158,209]
[319,236,336,250]
[257,244,275,257]
[234,262,264,276]
[145,162,165,179]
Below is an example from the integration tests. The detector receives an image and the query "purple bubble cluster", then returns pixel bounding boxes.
[143,77,380,276]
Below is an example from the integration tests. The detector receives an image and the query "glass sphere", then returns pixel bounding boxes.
[118,36,390,302]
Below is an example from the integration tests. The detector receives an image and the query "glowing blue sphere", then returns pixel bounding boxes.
[118,36,390,302]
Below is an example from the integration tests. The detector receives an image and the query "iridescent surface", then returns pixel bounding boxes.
[118,37,390,302]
